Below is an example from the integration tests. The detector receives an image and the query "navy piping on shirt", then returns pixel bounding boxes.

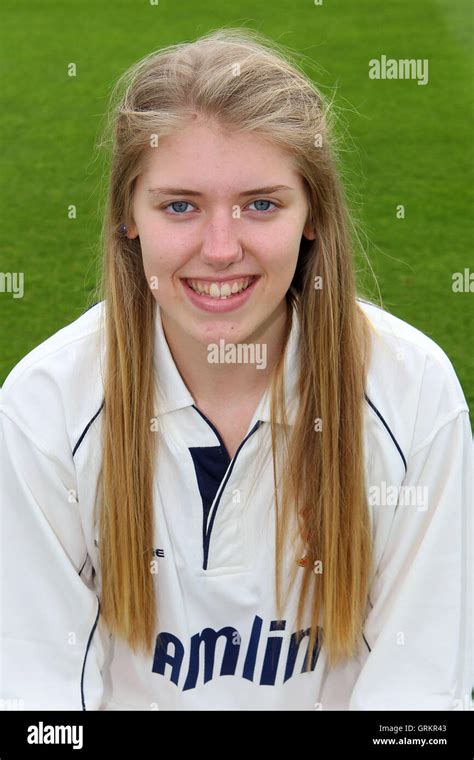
[81,596,101,710]
[78,554,88,577]
[192,405,232,464]
[72,401,105,457]
[204,420,262,570]
[364,393,407,474]
[191,405,262,571]
[71,303,103,457]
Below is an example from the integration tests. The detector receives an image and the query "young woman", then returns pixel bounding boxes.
[1,28,472,711]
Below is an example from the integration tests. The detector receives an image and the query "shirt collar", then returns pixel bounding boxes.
[153,303,300,425]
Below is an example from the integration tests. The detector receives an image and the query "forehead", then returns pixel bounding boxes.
[137,121,303,194]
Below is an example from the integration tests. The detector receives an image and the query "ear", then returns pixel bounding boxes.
[302,217,316,241]
[126,222,139,239]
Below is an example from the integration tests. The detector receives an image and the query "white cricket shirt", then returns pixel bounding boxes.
[0,299,472,710]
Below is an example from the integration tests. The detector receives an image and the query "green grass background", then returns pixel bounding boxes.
[0,0,472,420]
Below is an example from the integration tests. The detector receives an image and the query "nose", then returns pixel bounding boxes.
[198,209,244,269]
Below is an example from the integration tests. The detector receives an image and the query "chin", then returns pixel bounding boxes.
[194,318,257,344]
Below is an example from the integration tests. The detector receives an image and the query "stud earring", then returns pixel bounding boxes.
[118,223,128,235]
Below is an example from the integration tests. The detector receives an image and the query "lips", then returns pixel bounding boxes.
[186,276,256,298]
[180,275,260,313]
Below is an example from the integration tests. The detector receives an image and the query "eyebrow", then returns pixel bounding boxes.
[147,184,295,197]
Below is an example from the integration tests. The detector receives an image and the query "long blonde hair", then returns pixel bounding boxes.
[96,27,373,669]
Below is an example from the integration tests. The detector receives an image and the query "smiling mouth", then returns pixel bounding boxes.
[183,276,259,299]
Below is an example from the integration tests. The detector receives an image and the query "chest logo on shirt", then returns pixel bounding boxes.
[151,615,321,690]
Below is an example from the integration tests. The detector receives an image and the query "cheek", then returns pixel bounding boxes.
[140,232,188,275]
[257,234,300,273]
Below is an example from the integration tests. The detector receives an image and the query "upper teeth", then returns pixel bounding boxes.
[187,277,253,298]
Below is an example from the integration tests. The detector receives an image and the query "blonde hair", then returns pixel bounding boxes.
[96,27,374,669]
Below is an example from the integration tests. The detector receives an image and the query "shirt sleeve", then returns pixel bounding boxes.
[348,408,473,710]
[0,407,110,711]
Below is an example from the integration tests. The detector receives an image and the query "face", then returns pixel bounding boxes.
[128,120,315,346]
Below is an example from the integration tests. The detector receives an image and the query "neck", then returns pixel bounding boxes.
[160,301,289,408]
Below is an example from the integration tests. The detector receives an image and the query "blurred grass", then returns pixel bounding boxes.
[0,0,472,420]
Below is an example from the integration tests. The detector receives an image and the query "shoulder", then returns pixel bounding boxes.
[357,298,470,455]
[1,302,106,456]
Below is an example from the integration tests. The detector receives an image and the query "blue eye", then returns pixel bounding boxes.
[248,199,277,213]
[164,201,194,214]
